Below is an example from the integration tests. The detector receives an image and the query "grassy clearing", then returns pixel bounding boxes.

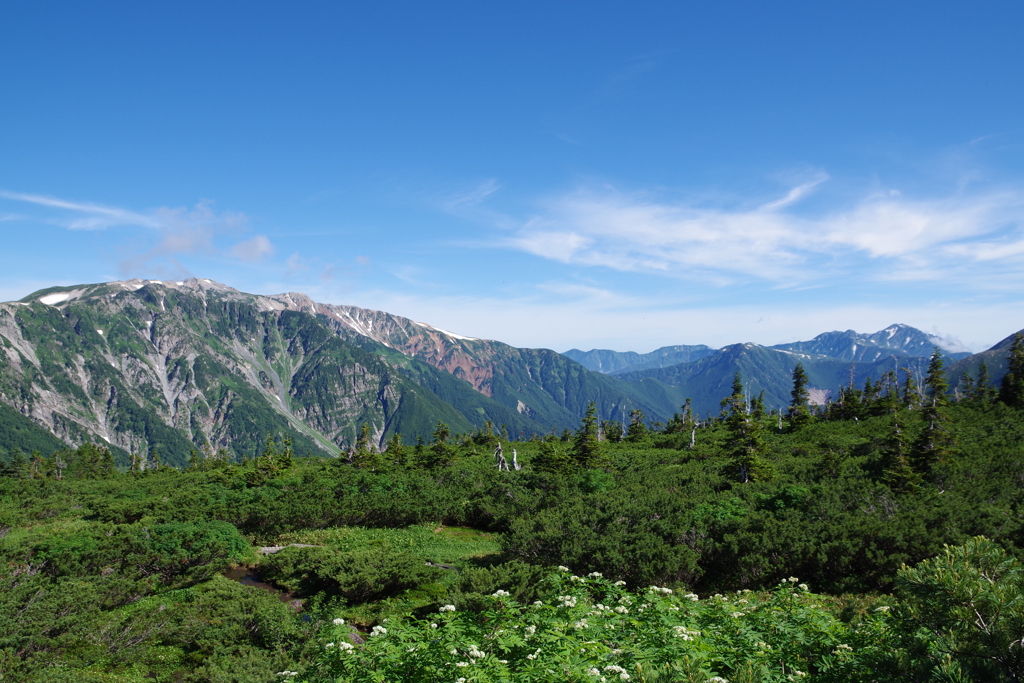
[276,524,501,565]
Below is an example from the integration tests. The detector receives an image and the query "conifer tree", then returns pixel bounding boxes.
[923,348,949,407]
[570,402,607,469]
[999,333,1024,409]
[601,420,623,443]
[277,435,295,470]
[533,435,573,474]
[881,409,919,492]
[1,447,26,478]
[625,409,648,442]
[902,368,922,409]
[721,373,772,483]
[788,362,811,429]
[353,423,383,470]
[384,432,406,468]
[911,354,955,475]
[423,421,455,469]
[973,361,996,402]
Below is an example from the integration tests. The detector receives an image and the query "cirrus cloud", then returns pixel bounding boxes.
[501,180,1024,288]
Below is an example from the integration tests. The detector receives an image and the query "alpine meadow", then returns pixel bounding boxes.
[2,278,1024,681]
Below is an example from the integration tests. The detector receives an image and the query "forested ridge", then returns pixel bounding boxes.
[3,344,1024,681]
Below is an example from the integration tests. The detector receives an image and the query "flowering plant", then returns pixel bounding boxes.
[299,572,859,682]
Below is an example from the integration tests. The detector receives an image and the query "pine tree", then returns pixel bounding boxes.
[911,355,955,475]
[881,410,919,492]
[973,361,996,402]
[1,448,26,478]
[532,436,573,474]
[277,435,295,470]
[625,409,648,442]
[570,402,607,469]
[788,362,812,429]
[721,373,772,483]
[384,432,406,468]
[422,421,455,469]
[873,370,900,415]
[353,423,383,470]
[601,420,623,443]
[902,368,922,410]
[923,348,949,407]
[999,333,1024,409]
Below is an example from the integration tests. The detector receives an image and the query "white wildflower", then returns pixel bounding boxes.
[614,606,629,614]
[798,583,809,591]
[684,593,699,601]
[332,617,346,625]
[370,625,387,636]
[788,577,799,583]
[574,619,589,629]
[439,604,456,612]
[431,623,438,628]
[525,625,536,636]
[492,589,510,597]
[558,565,570,571]
[731,611,744,618]
[614,580,626,586]
[325,642,334,648]
[455,661,469,667]
[588,572,603,578]
[338,642,354,651]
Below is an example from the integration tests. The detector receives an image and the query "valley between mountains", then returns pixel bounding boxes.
[0,277,1017,466]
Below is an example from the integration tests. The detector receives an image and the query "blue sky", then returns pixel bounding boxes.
[3,1,1023,353]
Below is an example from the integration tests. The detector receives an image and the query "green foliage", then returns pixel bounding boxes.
[1000,333,1024,409]
[302,571,854,683]
[789,362,812,429]
[531,436,573,474]
[880,537,1024,681]
[570,402,607,469]
[721,373,773,483]
[2,395,1024,680]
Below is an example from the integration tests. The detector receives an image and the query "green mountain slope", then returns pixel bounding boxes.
[617,342,931,416]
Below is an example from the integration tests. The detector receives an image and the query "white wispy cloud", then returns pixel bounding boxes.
[229,235,275,263]
[446,179,501,209]
[0,191,275,274]
[501,180,1024,288]
[0,191,162,230]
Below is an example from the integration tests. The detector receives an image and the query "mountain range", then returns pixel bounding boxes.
[0,278,1017,467]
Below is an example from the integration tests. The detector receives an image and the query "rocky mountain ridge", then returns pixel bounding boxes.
[0,278,1017,467]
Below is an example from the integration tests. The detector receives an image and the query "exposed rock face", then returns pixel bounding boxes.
[0,279,474,465]
[0,278,666,466]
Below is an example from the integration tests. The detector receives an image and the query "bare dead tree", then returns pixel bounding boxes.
[494,443,509,471]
